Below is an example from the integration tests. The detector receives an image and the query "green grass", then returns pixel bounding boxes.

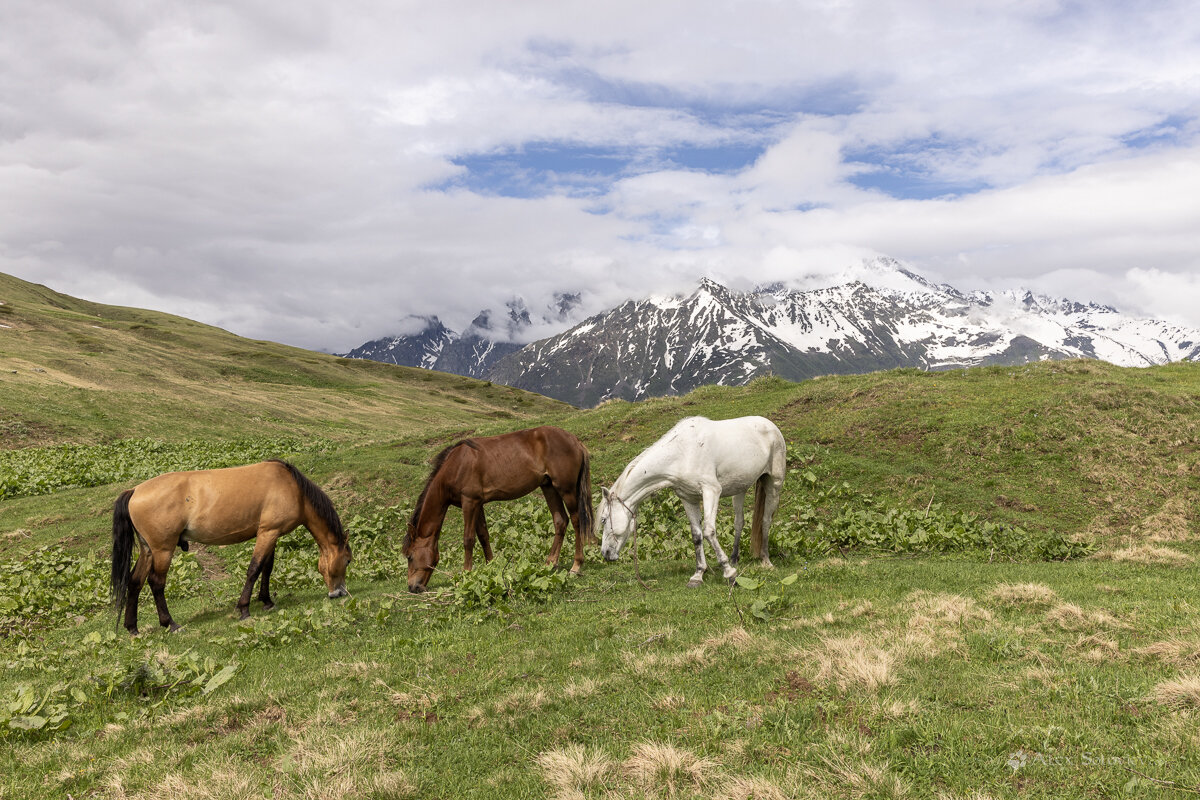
[4,271,1200,797]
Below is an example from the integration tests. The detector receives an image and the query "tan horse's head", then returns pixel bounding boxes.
[319,542,352,598]
[402,523,438,593]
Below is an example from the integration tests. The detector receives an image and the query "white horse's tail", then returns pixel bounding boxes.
[751,472,769,560]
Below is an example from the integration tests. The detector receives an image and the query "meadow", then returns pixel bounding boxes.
[3,275,1200,798]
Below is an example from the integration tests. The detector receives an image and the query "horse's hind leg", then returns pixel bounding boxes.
[759,475,783,568]
[147,548,181,632]
[549,485,586,575]
[462,499,481,571]
[541,487,569,570]
[563,489,586,576]
[729,494,746,567]
[257,550,276,611]
[124,538,154,635]
[475,506,494,564]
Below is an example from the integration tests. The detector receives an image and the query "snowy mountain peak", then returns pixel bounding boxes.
[344,259,1200,408]
[486,266,1200,406]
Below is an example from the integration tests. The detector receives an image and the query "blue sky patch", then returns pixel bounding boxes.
[440,140,768,199]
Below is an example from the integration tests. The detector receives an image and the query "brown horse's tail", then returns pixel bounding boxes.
[577,447,596,545]
[111,489,136,626]
[751,473,769,560]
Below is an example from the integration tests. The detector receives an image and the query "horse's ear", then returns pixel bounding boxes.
[601,486,610,500]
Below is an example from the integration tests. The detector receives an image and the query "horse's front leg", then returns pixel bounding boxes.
[701,487,737,585]
[238,534,281,620]
[682,498,707,588]
[730,494,746,567]
[257,550,276,611]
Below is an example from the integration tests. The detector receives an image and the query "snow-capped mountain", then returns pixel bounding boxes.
[343,258,1200,407]
[487,259,1200,406]
[342,294,582,378]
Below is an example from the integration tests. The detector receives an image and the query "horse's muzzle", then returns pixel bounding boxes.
[328,586,349,599]
[408,583,426,594]
[601,548,618,562]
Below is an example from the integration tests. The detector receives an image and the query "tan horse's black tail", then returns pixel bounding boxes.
[751,473,769,560]
[111,489,136,626]
[577,448,597,545]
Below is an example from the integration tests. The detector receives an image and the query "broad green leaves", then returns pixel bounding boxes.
[0,436,327,500]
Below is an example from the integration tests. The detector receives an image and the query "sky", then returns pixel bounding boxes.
[2,0,1199,351]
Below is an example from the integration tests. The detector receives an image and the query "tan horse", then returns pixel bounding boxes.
[402,426,594,593]
[111,459,351,635]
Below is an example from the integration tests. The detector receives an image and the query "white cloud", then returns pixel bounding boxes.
[1,0,1199,351]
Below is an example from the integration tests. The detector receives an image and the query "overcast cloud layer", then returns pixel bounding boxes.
[2,1,1199,351]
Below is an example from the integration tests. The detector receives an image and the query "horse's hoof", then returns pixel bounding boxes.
[127,628,140,638]
[238,610,250,620]
[261,601,275,611]
[569,567,582,577]
[167,623,183,633]
[686,579,703,589]
[727,575,738,586]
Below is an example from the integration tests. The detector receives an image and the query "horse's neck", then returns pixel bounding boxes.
[301,508,338,551]
[613,448,676,507]
[415,479,452,537]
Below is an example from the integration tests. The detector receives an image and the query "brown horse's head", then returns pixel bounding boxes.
[319,542,352,598]
[402,523,438,593]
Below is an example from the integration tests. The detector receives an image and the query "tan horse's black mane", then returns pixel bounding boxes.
[404,440,479,550]
[268,459,347,548]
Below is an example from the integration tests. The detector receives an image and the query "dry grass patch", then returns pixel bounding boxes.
[652,694,686,712]
[1135,637,1200,666]
[1138,497,1193,543]
[907,592,992,628]
[492,686,549,716]
[284,725,415,800]
[786,611,837,630]
[562,677,605,700]
[988,583,1057,609]
[1152,675,1200,710]
[108,758,261,800]
[1091,544,1194,567]
[535,744,615,800]
[624,742,717,797]
[807,635,899,692]
[872,697,921,720]
[712,775,791,800]
[375,679,439,712]
[798,753,909,799]
[624,627,766,674]
[1044,603,1125,631]
[1069,633,1121,664]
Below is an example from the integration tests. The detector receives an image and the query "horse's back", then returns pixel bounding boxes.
[668,416,785,492]
[460,425,585,499]
[128,461,301,545]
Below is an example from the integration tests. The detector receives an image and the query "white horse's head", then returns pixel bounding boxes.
[599,487,636,561]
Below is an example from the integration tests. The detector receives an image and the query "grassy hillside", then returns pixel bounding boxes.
[0,271,564,447]
[2,276,1200,798]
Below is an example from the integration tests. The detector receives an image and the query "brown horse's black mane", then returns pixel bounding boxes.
[269,460,347,547]
[404,440,478,550]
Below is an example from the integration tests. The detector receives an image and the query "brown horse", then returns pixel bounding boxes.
[402,426,594,593]
[111,459,352,635]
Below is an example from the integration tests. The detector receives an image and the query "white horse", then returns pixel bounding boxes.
[599,415,787,587]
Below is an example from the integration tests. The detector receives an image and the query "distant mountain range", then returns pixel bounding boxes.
[343,295,579,378]
[342,258,1200,407]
